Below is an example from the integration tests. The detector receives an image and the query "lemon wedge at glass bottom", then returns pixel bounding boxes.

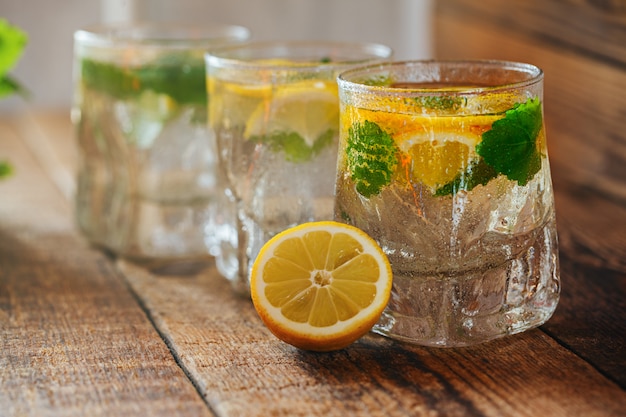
[250,221,393,352]
[243,82,339,147]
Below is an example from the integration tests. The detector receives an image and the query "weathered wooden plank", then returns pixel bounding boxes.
[435,1,626,389]
[436,0,626,67]
[543,179,626,387]
[6,69,624,417]
[434,7,626,204]
[119,259,626,417]
[0,117,212,417]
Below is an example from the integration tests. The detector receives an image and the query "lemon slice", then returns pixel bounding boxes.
[395,129,479,189]
[345,107,501,189]
[244,81,339,147]
[223,82,272,99]
[394,115,500,188]
[250,221,393,352]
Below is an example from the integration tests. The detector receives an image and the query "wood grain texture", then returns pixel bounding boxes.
[119,260,626,417]
[2,106,625,417]
[0,116,212,417]
[435,0,626,389]
[436,0,626,67]
[2,0,625,413]
[544,179,626,386]
[434,5,626,204]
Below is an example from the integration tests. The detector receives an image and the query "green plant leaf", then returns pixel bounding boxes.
[0,19,27,75]
[346,120,398,198]
[434,158,498,196]
[0,160,13,178]
[250,128,334,163]
[476,98,543,186]
[81,52,206,106]
[0,74,23,98]
[435,98,543,196]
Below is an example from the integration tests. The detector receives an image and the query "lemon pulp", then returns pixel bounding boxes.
[250,221,392,352]
[244,81,339,147]
[342,106,502,190]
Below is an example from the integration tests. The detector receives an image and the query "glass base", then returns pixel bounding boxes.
[372,220,560,347]
[373,302,558,348]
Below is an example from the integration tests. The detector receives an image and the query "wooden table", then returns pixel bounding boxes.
[0,101,624,417]
[2,2,626,413]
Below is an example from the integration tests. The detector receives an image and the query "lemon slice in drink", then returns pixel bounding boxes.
[250,221,393,352]
[362,109,499,189]
[396,115,500,188]
[396,130,480,189]
[244,81,339,147]
[223,82,272,99]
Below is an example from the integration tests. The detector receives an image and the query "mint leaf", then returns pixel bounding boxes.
[82,52,206,106]
[134,53,206,105]
[250,129,334,163]
[476,98,543,186]
[411,95,466,112]
[0,19,28,99]
[435,98,543,197]
[356,75,392,87]
[346,120,398,198]
[434,158,498,196]
[0,19,27,75]
[0,74,28,98]
[81,59,139,100]
[0,160,13,178]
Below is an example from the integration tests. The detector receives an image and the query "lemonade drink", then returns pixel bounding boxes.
[206,42,392,294]
[335,61,560,346]
[73,23,248,271]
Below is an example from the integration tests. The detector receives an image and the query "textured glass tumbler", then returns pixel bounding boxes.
[206,41,392,295]
[72,22,249,273]
[335,60,560,346]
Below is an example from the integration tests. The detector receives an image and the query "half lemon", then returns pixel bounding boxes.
[250,221,393,352]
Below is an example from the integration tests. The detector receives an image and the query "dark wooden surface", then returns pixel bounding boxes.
[1,1,625,415]
[1,110,624,416]
[434,0,626,390]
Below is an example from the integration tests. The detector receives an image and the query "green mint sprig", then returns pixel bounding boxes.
[346,120,398,198]
[476,98,543,186]
[434,159,498,197]
[356,75,392,87]
[0,160,13,177]
[0,19,28,99]
[249,129,334,163]
[410,95,466,112]
[0,19,28,180]
[436,98,544,196]
[81,52,206,106]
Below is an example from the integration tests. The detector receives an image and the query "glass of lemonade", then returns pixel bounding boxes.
[335,60,560,347]
[206,41,392,295]
[72,22,249,273]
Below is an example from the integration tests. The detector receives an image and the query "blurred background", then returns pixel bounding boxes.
[3,0,623,199]
[0,0,433,113]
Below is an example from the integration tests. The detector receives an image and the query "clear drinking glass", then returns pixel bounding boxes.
[72,22,249,273]
[335,60,560,346]
[206,41,392,295]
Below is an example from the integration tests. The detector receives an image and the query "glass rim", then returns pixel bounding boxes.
[74,21,250,48]
[205,40,393,71]
[337,59,544,96]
